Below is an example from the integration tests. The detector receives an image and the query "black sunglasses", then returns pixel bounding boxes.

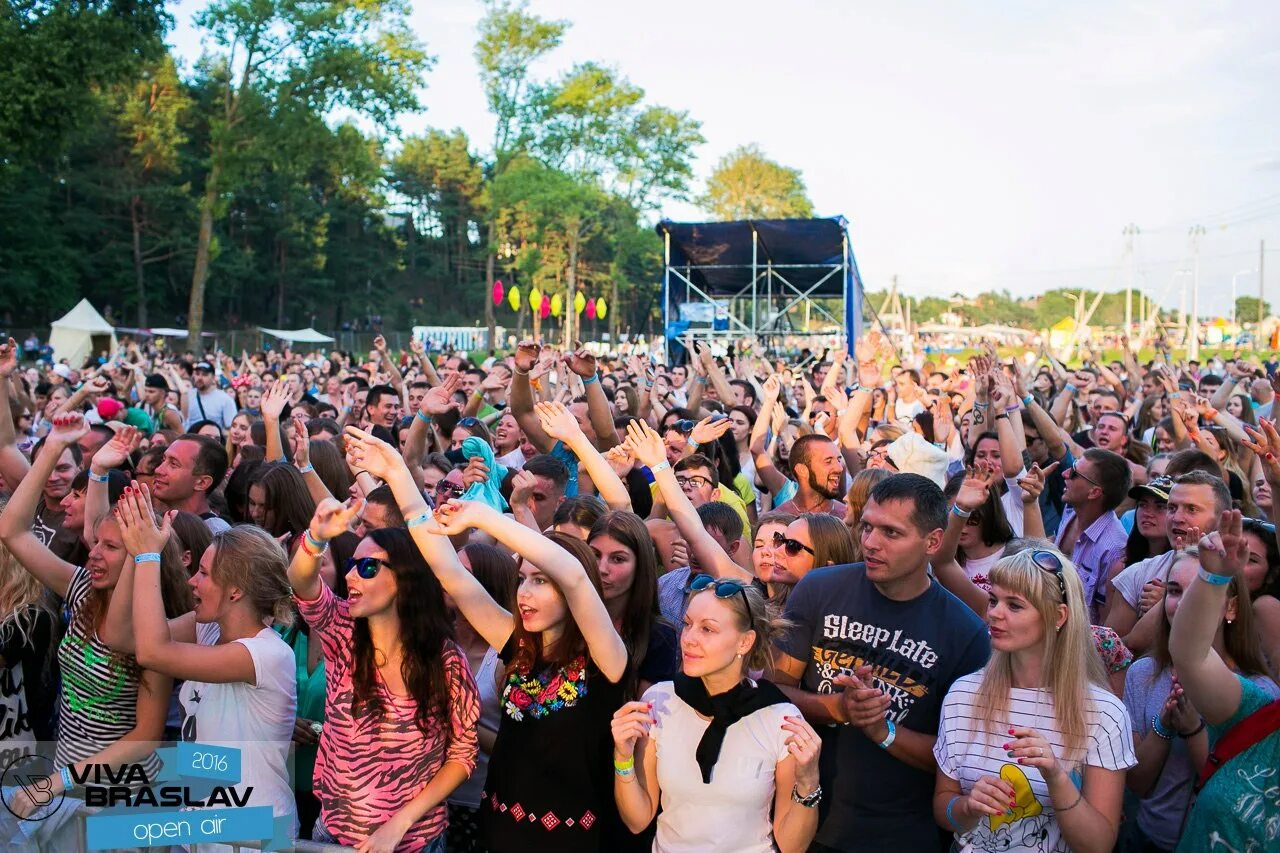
[1242,518,1276,535]
[345,556,390,580]
[772,531,816,557]
[435,481,465,498]
[1030,549,1067,599]
[686,574,755,632]
[459,416,481,428]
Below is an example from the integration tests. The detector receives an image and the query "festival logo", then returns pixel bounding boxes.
[0,753,65,821]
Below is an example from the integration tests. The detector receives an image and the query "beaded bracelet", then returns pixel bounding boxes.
[301,530,328,558]
[1151,714,1174,740]
[1197,566,1232,586]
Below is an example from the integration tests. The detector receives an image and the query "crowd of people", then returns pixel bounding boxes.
[0,328,1277,852]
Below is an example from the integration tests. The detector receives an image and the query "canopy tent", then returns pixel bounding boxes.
[258,327,335,344]
[656,216,865,355]
[49,299,117,366]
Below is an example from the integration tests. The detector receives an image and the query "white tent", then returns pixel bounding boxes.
[258,327,335,344]
[49,299,117,367]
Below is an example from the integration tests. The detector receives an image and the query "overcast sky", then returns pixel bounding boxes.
[168,0,1280,317]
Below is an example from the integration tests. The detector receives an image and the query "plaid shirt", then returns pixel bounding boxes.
[1055,506,1128,622]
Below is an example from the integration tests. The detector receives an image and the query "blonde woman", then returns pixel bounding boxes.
[933,548,1135,852]
[0,500,59,746]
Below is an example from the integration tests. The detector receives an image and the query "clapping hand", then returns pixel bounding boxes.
[114,482,172,558]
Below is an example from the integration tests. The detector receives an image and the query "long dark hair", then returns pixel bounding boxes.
[588,511,662,694]
[507,533,602,679]
[252,464,316,538]
[350,527,454,734]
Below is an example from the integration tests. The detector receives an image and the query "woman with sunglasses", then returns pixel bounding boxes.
[611,575,822,852]
[289,494,480,853]
[343,425,628,853]
[1168,511,1280,852]
[1121,536,1277,852]
[933,548,1135,852]
[771,514,857,606]
[112,485,299,834]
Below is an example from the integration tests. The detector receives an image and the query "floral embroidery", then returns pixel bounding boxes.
[502,656,588,721]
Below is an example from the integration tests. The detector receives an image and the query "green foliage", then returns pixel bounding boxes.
[698,144,815,221]
[1235,296,1271,323]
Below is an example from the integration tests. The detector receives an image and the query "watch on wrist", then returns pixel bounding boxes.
[791,783,822,808]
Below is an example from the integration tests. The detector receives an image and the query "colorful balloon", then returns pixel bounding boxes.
[596,298,607,319]
[540,298,551,319]
[574,292,586,315]
[529,288,543,310]
[550,293,563,317]
[492,280,504,305]
[508,286,521,311]
[585,299,596,319]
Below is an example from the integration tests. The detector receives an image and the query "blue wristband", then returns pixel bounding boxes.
[60,767,74,793]
[582,372,600,386]
[303,530,328,553]
[88,470,109,483]
[405,510,433,529]
[877,719,897,749]
[416,411,433,424]
[650,460,671,474]
[297,463,315,475]
[133,552,161,565]
[945,795,963,831]
[1197,566,1233,586]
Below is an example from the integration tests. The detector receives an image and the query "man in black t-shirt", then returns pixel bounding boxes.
[772,474,991,852]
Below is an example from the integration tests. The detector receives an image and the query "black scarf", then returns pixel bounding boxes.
[673,673,790,784]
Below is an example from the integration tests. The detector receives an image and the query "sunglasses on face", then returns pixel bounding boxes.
[345,556,390,580]
[1030,549,1067,599]
[1063,462,1099,486]
[686,573,755,632]
[772,531,816,557]
[435,481,465,498]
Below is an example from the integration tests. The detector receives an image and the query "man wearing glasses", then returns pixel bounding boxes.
[1054,447,1132,622]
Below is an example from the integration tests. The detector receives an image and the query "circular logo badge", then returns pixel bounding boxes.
[0,753,66,821]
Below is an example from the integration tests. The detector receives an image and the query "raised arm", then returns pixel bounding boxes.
[0,414,83,598]
[289,496,365,603]
[510,342,556,453]
[625,419,751,582]
[535,401,631,511]
[408,337,443,387]
[290,420,335,506]
[260,380,291,463]
[85,426,142,549]
[1169,511,1247,725]
[372,335,406,402]
[566,347,620,451]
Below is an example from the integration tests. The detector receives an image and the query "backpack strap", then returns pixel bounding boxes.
[1195,699,1280,792]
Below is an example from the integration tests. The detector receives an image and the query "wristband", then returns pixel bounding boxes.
[405,510,433,529]
[416,411,433,425]
[696,375,708,385]
[1022,395,1034,407]
[951,505,973,519]
[974,401,990,410]
[650,460,671,474]
[582,372,600,386]
[513,365,530,376]
[687,438,700,452]
[297,463,315,475]
[1179,719,1206,738]
[1197,566,1233,586]
[1169,392,1181,399]
[60,767,74,793]
[88,470,110,483]
[1151,715,1174,740]
[876,720,897,750]
[1063,383,1077,394]
[945,795,963,831]
[301,530,328,557]
[133,552,161,565]
[613,756,635,771]
[1005,405,1021,414]
[614,765,635,778]
[995,413,1009,421]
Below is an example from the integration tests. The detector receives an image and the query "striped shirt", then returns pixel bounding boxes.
[296,583,480,849]
[55,567,145,768]
[935,670,1136,852]
[1054,507,1128,622]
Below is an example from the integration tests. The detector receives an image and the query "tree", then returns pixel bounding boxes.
[699,144,815,221]
[183,0,432,341]
[1236,296,1271,324]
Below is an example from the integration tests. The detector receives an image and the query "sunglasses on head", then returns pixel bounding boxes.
[772,531,816,557]
[345,556,390,580]
[459,416,481,428]
[1030,549,1067,599]
[686,574,755,632]
[1242,518,1276,535]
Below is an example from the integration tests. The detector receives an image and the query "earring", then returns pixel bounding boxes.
[1227,617,1234,625]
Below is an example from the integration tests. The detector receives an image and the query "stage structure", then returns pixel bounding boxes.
[657,217,866,358]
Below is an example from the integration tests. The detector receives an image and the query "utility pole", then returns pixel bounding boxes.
[1123,223,1139,338]
[1188,225,1205,360]
[1261,239,1267,323]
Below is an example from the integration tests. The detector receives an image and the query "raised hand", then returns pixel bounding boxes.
[343,426,408,481]
[462,457,490,489]
[760,374,782,405]
[1198,510,1248,579]
[309,497,365,542]
[429,499,494,537]
[689,414,732,447]
[93,425,142,472]
[513,340,539,373]
[114,482,171,557]
[1242,420,1280,485]
[624,419,667,469]
[47,412,90,447]
[0,337,18,378]
[1016,461,1057,504]
[604,443,636,478]
[261,380,291,421]
[1138,579,1165,616]
[534,401,583,444]
[509,469,538,510]
[422,374,462,416]
[565,345,598,379]
[409,337,426,358]
[372,335,388,354]
[291,419,311,467]
[82,376,112,396]
[611,700,655,760]
[955,467,997,513]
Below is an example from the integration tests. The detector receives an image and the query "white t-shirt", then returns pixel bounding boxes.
[1000,474,1027,538]
[934,670,1136,852]
[1111,552,1176,611]
[179,624,298,829]
[645,680,800,853]
[496,448,526,472]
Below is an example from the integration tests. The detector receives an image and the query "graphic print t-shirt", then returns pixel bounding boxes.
[934,671,1136,852]
[777,564,991,851]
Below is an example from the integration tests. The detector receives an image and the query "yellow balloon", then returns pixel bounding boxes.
[574,292,586,314]
[508,286,521,311]
[596,298,607,319]
[550,292,563,317]
[529,288,543,310]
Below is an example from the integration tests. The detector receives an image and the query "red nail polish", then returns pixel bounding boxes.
[1018,758,1025,764]
[1002,743,1009,750]
[1008,727,1015,735]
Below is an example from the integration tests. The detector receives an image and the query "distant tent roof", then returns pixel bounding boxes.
[656,217,850,295]
[259,327,335,343]
[51,299,114,333]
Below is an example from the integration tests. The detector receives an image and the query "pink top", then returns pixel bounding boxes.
[296,583,479,849]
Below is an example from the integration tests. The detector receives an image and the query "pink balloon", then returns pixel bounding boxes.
[540,299,551,319]
[492,281,504,305]
[585,299,597,319]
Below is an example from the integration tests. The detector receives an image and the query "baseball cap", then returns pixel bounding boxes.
[193,361,215,372]
[144,373,169,391]
[52,364,72,379]
[1129,476,1173,503]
